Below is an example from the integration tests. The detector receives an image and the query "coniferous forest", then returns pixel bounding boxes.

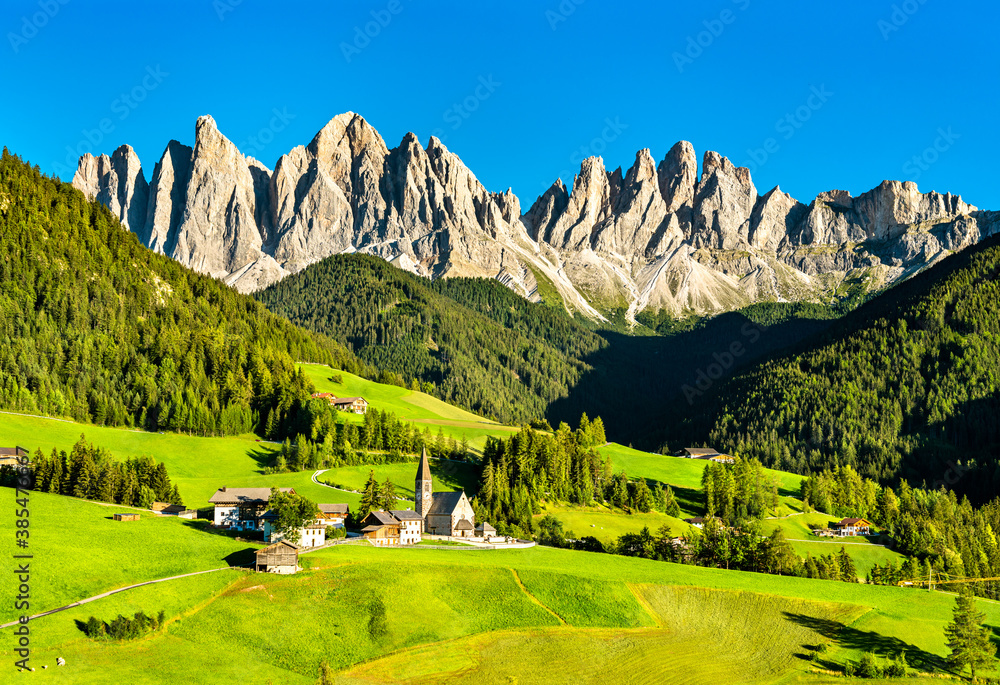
[254,254,606,425]
[670,233,1000,501]
[0,150,365,439]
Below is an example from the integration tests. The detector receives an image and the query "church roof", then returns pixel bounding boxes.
[454,518,474,530]
[426,491,465,515]
[417,446,432,482]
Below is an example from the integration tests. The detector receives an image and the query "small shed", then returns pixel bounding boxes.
[177,509,198,520]
[255,540,300,574]
[475,522,496,538]
[113,513,140,521]
[454,518,475,538]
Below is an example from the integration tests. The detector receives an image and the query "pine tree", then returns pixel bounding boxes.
[358,470,379,520]
[944,587,995,681]
[838,547,858,582]
[379,478,396,511]
[662,484,682,517]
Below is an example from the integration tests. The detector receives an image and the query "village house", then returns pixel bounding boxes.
[262,514,327,547]
[414,448,477,536]
[831,517,872,537]
[0,446,28,468]
[360,509,423,545]
[255,540,299,574]
[208,487,295,531]
[310,392,369,414]
[317,503,349,528]
[360,510,402,546]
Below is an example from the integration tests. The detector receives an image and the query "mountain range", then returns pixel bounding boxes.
[72,113,999,321]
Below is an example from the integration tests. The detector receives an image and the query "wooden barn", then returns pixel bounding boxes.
[255,540,300,574]
[113,513,140,521]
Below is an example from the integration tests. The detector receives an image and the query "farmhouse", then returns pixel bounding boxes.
[0,446,28,467]
[310,393,369,414]
[255,540,299,574]
[361,510,402,546]
[831,518,872,537]
[680,447,717,459]
[360,509,423,546]
[317,503,349,528]
[332,396,368,414]
[208,487,295,531]
[414,448,477,536]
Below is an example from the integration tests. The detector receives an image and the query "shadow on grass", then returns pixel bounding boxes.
[222,548,259,568]
[783,612,949,673]
[430,459,480,494]
[248,446,280,473]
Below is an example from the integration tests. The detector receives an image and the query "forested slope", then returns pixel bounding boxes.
[0,149,361,438]
[255,254,605,425]
[676,233,1000,500]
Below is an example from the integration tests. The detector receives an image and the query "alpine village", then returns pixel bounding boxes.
[2,4,1000,684]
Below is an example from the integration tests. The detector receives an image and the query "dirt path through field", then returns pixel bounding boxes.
[509,568,566,625]
[0,567,244,630]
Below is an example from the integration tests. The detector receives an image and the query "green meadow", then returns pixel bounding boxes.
[7,526,999,683]
[0,490,252,625]
[300,363,519,451]
[598,442,806,495]
[538,502,696,544]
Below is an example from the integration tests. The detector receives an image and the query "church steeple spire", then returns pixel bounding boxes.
[415,446,433,519]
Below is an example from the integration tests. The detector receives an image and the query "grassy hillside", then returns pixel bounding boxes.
[300,363,518,450]
[17,541,1000,683]
[0,491,251,624]
[599,442,805,494]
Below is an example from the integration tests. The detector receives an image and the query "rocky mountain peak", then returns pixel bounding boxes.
[72,112,997,320]
[657,141,697,216]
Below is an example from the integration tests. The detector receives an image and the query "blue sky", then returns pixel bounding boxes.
[2,0,998,209]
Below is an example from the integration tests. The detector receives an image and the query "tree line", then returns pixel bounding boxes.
[3,435,183,508]
[801,465,1000,599]
[266,405,472,473]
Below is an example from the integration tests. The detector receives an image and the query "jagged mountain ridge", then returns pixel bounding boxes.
[72,113,998,321]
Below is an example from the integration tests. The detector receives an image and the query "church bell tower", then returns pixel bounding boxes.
[415,446,433,521]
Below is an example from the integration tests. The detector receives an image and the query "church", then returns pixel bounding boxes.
[414,447,476,537]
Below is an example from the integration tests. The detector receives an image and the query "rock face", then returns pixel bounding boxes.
[72,113,995,321]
